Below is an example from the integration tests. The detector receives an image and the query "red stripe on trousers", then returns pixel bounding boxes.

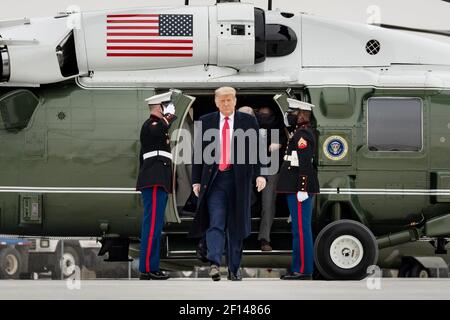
[146,187,158,272]
[297,199,305,274]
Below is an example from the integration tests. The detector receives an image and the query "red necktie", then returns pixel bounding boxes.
[219,116,230,171]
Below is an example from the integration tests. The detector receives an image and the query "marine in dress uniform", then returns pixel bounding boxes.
[276,98,320,280]
[136,91,177,280]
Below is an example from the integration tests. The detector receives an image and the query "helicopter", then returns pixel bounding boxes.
[1,0,450,280]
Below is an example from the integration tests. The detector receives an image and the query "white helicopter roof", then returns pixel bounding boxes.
[1,3,450,89]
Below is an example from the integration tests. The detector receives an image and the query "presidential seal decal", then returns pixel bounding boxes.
[323,135,348,161]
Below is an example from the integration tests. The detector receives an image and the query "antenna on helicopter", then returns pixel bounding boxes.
[216,0,241,3]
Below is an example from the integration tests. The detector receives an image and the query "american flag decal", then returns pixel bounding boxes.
[106,14,194,57]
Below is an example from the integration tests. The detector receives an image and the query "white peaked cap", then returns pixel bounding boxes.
[287,98,315,111]
[145,91,172,105]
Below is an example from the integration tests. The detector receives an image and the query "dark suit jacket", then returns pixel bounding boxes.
[189,111,262,239]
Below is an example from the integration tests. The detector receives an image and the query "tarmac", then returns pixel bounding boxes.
[0,278,449,300]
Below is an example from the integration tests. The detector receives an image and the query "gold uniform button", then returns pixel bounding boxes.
[288,167,291,170]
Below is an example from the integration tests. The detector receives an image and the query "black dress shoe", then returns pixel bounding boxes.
[281,272,312,280]
[227,270,242,281]
[260,239,272,252]
[140,271,170,280]
[209,265,221,281]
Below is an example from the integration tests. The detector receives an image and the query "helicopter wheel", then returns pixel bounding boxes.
[314,220,378,280]
[398,261,429,278]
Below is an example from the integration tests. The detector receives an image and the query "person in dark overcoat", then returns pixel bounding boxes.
[189,86,266,281]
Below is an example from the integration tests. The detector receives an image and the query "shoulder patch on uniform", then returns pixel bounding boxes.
[298,137,308,149]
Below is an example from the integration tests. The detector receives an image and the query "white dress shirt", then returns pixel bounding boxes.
[193,112,235,188]
[219,112,234,148]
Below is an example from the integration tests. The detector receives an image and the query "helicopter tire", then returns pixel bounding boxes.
[314,219,378,280]
[398,260,429,278]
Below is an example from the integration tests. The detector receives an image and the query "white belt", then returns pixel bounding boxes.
[143,150,173,160]
[284,152,299,167]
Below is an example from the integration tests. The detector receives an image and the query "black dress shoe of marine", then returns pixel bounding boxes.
[140,271,170,280]
[227,269,242,281]
[281,272,312,280]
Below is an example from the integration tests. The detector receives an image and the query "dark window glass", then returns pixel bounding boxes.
[368,98,422,152]
[266,24,297,57]
[0,90,39,132]
[254,7,266,64]
[56,31,79,77]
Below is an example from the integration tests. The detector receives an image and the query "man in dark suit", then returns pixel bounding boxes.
[189,87,266,281]
[136,91,177,280]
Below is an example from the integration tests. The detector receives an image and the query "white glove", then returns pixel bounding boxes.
[163,102,176,115]
[297,191,309,202]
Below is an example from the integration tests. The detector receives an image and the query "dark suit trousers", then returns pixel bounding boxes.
[206,169,242,273]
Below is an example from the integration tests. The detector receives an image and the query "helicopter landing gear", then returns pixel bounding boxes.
[314,220,379,280]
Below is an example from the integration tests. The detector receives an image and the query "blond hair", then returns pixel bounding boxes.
[215,86,236,97]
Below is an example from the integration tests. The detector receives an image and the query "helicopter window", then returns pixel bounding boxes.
[56,31,79,77]
[254,7,266,64]
[0,90,39,132]
[367,98,422,152]
[265,24,297,57]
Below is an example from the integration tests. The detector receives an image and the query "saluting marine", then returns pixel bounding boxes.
[136,91,177,280]
[277,98,320,280]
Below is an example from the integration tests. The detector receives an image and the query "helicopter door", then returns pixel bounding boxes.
[273,91,290,114]
[273,88,309,114]
[166,90,196,223]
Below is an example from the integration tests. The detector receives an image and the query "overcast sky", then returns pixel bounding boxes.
[1,0,449,42]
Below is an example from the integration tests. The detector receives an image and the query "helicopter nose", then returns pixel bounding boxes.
[0,45,10,83]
